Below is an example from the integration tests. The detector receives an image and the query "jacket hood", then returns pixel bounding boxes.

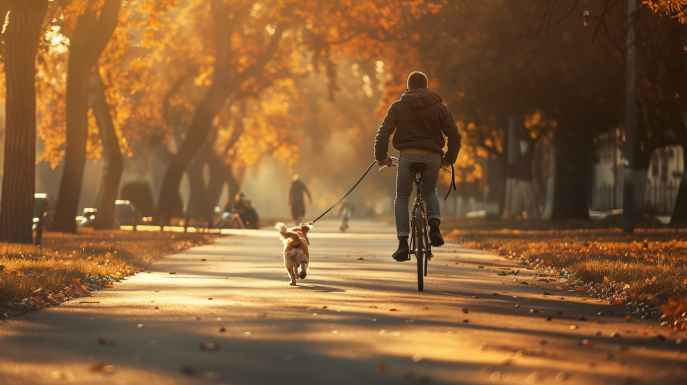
[401,89,442,109]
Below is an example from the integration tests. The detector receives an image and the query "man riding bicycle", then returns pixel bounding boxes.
[374,71,462,262]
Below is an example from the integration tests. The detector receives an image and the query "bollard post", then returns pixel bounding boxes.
[35,214,44,246]
[184,213,190,233]
[132,210,139,232]
[159,213,165,232]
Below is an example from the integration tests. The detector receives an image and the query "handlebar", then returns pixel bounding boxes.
[378,157,399,171]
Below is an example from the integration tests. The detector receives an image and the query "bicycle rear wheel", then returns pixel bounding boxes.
[414,206,424,291]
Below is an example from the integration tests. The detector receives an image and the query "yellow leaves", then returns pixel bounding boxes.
[643,0,687,24]
[612,298,625,306]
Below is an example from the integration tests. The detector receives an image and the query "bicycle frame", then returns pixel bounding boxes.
[408,171,432,267]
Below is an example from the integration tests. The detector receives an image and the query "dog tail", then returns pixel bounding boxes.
[275,222,300,245]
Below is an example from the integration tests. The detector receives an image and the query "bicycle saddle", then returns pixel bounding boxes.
[409,162,427,173]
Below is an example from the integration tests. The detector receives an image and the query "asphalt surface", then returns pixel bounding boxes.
[0,219,685,385]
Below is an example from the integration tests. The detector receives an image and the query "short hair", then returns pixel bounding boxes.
[407,71,428,90]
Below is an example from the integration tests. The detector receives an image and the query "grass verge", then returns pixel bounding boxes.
[0,229,216,317]
[442,217,687,332]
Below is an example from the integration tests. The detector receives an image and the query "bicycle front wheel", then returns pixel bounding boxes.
[414,205,424,291]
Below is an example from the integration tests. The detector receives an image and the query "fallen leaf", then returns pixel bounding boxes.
[613,298,625,306]
[570,325,578,330]
[103,283,113,288]
[546,316,552,321]
[180,367,216,380]
[88,362,116,374]
[604,276,610,283]
[219,327,226,332]
[423,307,429,310]
[389,309,399,312]
[376,363,388,372]
[462,319,469,323]
[97,338,114,346]
[575,287,585,292]
[625,315,631,321]
[556,286,563,290]
[462,308,468,314]
[543,292,553,295]
[580,339,594,347]
[477,265,485,269]
[261,313,267,317]
[199,342,219,351]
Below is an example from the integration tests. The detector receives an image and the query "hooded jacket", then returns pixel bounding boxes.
[374,89,462,164]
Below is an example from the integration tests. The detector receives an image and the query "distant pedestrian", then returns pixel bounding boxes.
[289,175,311,224]
[339,201,354,232]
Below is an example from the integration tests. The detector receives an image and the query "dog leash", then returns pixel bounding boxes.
[307,158,456,225]
[307,160,377,225]
[444,163,456,201]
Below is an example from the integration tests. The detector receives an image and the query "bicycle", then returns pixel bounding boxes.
[380,157,432,291]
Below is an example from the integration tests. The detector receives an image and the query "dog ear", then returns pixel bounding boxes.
[300,224,312,234]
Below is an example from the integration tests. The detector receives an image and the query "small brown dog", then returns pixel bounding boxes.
[275,222,311,286]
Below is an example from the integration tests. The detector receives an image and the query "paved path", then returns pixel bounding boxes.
[0,220,685,385]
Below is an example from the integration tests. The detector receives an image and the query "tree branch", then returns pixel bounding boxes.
[221,23,287,98]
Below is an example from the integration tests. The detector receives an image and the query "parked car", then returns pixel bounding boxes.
[114,200,138,226]
[33,193,55,219]
[78,200,139,228]
[33,193,56,231]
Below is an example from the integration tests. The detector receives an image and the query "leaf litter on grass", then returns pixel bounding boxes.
[444,219,687,331]
[0,230,216,318]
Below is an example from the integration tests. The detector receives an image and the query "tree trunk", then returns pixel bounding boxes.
[550,125,592,220]
[227,164,241,210]
[186,154,208,218]
[89,68,123,229]
[542,140,556,218]
[0,0,48,244]
[206,154,228,215]
[53,0,122,233]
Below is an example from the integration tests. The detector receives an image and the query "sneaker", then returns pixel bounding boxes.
[429,224,444,247]
[392,237,410,262]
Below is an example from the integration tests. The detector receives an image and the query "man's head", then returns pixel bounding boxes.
[406,71,428,91]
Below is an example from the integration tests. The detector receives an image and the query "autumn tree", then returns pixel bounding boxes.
[52,0,123,233]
